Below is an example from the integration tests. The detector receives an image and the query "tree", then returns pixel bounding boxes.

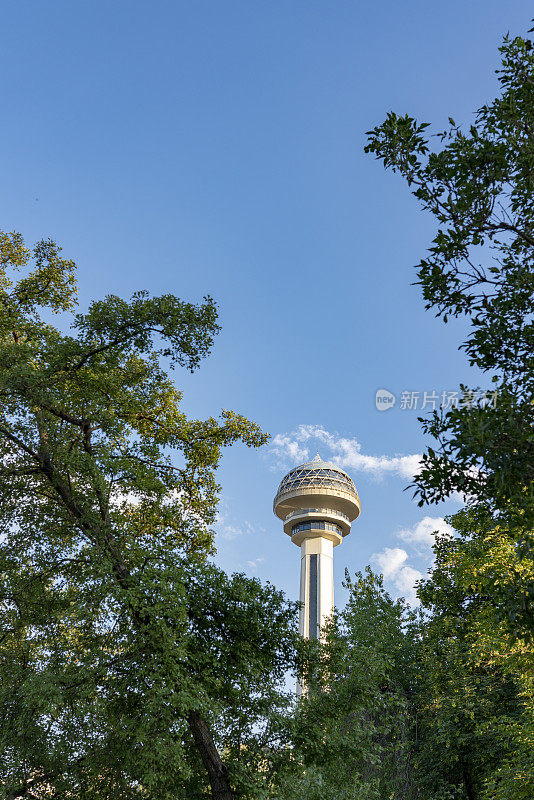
[0,230,298,799]
[0,552,299,799]
[365,30,534,624]
[415,510,534,800]
[273,569,421,800]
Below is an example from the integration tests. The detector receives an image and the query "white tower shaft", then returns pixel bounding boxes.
[300,537,334,639]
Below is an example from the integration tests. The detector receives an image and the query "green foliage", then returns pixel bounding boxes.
[365,34,534,531]
[3,26,534,798]
[0,550,298,799]
[177,563,299,799]
[415,510,534,800]
[364,27,534,797]
[365,30,534,636]
[274,569,421,800]
[0,231,299,800]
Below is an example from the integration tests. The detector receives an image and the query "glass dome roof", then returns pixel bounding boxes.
[274,454,358,498]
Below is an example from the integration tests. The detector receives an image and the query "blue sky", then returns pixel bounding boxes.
[1,1,530,608]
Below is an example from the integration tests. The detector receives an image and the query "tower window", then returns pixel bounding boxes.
[291,521,342,536]
[308,554,318,640]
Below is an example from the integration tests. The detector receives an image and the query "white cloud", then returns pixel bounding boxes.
[372,516,456,606]
[372,546,408,579]
[371,546,424,606]
[246,557,264,571]
[215,505,255,541]
[397,516,454,552]
[270,424,421,480]
[270,432,310,467]
[217,524,245,540]
[393,565,424,607]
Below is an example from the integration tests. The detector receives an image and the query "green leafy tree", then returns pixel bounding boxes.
[415,510,534,800]
[0,231,298,800]
[365,26,534,793]
[365,32,534,531]
[274,569,421,800]
[365,29,534,630]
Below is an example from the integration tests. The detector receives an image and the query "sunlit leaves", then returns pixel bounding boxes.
[0,230,273,798]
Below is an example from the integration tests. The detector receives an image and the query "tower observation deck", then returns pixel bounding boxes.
[273,454,361,645]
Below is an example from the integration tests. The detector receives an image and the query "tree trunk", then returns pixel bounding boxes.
[37,459,234,799]
[462,764,476,800]
[188,710,234,800]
